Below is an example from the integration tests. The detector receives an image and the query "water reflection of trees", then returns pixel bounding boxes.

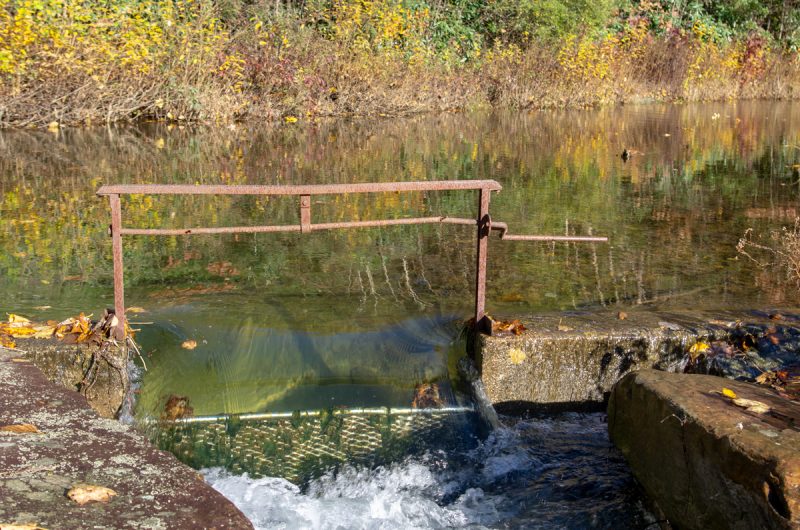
[2,101,800,314]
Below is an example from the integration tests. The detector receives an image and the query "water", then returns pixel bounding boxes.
[3,101,800,527]
[204,413,656,529]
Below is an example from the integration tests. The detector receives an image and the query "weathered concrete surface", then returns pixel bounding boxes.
[478,309,799,411]
[19,338,127,419]
[0,348,253,529]
[609,369,800,530]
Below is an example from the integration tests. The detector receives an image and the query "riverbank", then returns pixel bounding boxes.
[0,346,252,529]
[2,0,800,127]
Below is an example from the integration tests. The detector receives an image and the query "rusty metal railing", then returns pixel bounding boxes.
[97,180,606,338]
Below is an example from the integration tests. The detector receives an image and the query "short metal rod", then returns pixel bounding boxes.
[109,194,125,340]
[475,188,491,332]
[300,195,311,233]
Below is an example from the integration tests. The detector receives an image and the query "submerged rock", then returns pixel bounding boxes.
[608,369,800,529]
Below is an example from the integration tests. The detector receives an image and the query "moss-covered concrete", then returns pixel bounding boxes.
[477,309,800,411]
[0,347,252,529]
[19,338,128,419]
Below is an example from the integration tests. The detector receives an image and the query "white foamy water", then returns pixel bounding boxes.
[204,426,531,529]
[204,414,653,530]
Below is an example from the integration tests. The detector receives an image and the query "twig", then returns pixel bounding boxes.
[126,336,148,372]
[0,345,28,354]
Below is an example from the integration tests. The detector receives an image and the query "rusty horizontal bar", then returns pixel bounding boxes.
[97,180,502,197]
[501,234,608,242]
[120,217,478,236]
[120,217,607,242]
[490,221,608,242]
[121,225,302,236]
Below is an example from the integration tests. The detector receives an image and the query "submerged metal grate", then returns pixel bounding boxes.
[152,406,476,483]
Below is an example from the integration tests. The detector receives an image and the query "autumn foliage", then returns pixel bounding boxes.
[2,0,800,126]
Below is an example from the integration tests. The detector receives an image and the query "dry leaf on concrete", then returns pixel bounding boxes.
[0,523,48,529]
[0,424,40,434]
[732,398,771,414]
[67,484,117,505]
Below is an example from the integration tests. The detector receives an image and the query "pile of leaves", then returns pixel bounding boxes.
[755,368,800,400]
[0,311,128,350]
[684,324,800,401]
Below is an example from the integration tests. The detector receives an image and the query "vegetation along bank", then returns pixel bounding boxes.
[3,0,800,127]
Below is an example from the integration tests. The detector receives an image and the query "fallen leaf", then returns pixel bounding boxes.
[181,339,197,350]
[7,314,30,324]
[0,523,47,530]
[32,306,52,311]
[722,388,737,399]
[769,313,784,321]
[10,358,28,363]
[66,485,117,505]
[162,395,193,420]
[126,307,147,314]
[508,348,526,365]
[689,342,710,361]
[492,319,526,335]
[0,334,15,349]
[0,424,40,434]
[732,398,771,414]
[617,311,627,320]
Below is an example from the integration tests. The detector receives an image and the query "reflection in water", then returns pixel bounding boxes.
[2,102,800,524]
[2,101,800,319]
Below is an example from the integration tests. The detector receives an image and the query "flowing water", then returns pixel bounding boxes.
[2,101,800,527]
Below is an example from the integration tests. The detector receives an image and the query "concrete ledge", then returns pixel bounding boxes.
[478,309,800,410]
[0,348,252,529]
[609,369,800,530]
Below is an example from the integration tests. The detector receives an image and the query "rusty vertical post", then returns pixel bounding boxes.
[475,187,491,333]
[109,194,125,340]
[300,195,311,233]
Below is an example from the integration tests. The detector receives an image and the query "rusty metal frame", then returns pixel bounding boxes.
[97,181,606,339]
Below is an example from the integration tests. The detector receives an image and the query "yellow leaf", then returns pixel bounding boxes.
[508,348,526,365]
[284,116,298,124]
[689,342,710,361]
[732,398,771,414]
[0,424,40,434]
[0,523,48,529]
[66,485,117,505]
[181,339,197,350]
[47,121,59,132]
[127,307,147,314]
[722,387,737,399]
[7,314,30,324]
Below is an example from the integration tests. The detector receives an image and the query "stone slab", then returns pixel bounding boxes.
[608,369,800,529]
[478,309,800,410]
[0,348,252,529]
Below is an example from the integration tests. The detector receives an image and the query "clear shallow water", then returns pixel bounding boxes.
[204,413,655,529]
